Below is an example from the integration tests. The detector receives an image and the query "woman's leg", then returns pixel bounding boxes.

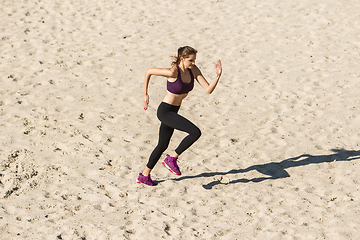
[145,123,174,171]
[160,111,201,176]
[159,111,201,156]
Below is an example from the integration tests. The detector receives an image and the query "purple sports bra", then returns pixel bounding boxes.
[167,65,194,95]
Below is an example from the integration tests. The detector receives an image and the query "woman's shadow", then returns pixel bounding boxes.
[171,149,360,189]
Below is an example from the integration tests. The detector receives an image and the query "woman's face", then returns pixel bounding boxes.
[181,54,196,69]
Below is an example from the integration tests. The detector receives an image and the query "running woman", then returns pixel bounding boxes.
[137,46,222,186]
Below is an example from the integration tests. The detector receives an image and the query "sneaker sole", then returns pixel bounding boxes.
[162,161,181,175]
[137,178,156,186]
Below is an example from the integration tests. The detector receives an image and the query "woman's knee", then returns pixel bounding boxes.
[192,127,201,140]
[158,143,169,153]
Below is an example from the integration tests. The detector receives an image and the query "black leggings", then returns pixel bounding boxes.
[146,102,201,169]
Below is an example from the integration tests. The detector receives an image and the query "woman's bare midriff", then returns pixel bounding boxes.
[162,91,188,106]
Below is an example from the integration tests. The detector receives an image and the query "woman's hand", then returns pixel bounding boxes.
[215,60,222,76]
[143,94,149,110]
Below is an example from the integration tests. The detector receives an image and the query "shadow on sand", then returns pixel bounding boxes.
[170,149,360,190]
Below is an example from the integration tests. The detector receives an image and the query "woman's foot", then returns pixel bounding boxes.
[162,154,181,175]
[137,173,156,186]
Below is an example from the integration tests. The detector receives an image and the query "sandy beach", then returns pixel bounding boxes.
[1,0,360,239]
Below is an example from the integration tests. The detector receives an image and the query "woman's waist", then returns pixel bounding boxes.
[163,92,187,106]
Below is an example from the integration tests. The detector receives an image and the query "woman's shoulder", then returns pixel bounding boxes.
[169,65,178,71]
[169,65,178,75]
[191,65,202,75]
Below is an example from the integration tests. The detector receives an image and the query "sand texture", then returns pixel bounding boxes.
[1,0,360,239]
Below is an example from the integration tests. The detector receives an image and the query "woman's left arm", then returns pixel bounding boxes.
[194,60,222,94]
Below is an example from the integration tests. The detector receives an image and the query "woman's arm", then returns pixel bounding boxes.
[194,60,222,94]
[143,67,176,110]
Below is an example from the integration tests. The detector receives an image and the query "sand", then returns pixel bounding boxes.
[1,0,360,239]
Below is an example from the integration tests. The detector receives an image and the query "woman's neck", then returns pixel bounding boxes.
[179,63,188,73]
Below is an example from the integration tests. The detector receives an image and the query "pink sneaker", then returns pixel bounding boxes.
[162,154,181,175]
[137,173,156,186]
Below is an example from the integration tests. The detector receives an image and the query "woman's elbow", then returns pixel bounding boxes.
[206,88,214,94]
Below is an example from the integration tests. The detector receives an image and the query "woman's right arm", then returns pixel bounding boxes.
[143,67,176,110]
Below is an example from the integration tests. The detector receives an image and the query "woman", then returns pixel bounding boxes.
[137,46,222,186]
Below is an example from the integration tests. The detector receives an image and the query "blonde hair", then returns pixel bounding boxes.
[171,46,198,66]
